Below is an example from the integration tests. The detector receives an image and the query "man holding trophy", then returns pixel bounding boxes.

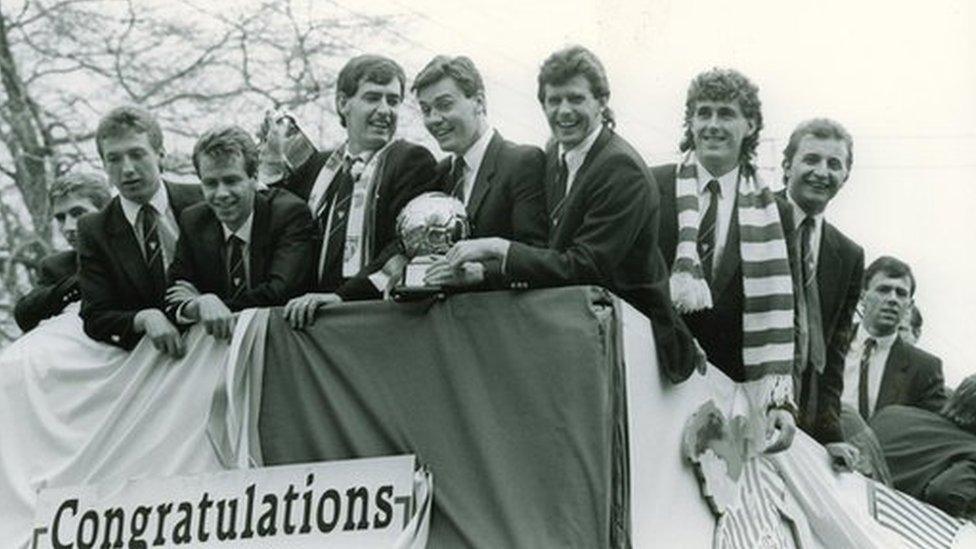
[278,54,437,328]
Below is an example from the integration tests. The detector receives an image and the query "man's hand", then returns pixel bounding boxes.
[424,261,485,287]
[134,308,185,358]
[444,238,510,269]
[825,442,860,472]
[764,408,797,454]
[283,293,342,329]
[187,294,236,340]
[166,280,201,305]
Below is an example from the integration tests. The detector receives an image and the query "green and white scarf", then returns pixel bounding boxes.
[669,152,795,380]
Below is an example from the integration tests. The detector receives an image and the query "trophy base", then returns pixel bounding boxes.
[392,255,445,302]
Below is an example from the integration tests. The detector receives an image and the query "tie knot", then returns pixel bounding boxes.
[863,337,877,351]
[140,204,157,218]
[227,234,244,247]
[706,179,720,197]
[801,216,816,230]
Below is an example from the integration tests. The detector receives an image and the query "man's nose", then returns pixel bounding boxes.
[63,216,78,232]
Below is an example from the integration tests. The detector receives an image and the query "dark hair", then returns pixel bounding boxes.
[49,172,112,210]
[335,54,406,127]
[781,118,854,184]
[943,375,976,434]
[864,255,916,296]
[909,305,923,331]
[536,45,615,128]
[679,68,762,172]
[412,55,485,101]
[192,125,259,178]
[95,105,164,159]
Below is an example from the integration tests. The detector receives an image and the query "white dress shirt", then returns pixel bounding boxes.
[119,183,179,268]
[694,160,738,275]
[841,325,898,416]
[454,127,494,207]
[558,125,603,197]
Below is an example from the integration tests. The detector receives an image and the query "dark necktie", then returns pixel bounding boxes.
[139,204,166,295]
[550,153,569,224]
[226,235,247,302]
[318,159,356,289]
[697,179,720,281]
[451,156,467,203]
[800,217,826,373]
[859,338,878,419]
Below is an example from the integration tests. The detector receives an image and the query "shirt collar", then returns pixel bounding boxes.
[855,323,898,350]
[120,182,170,227]
[787,193,825,231]
[558,125,603,170]
[222,212,254,245]
[458,126,494,176]
[694,159,739,198]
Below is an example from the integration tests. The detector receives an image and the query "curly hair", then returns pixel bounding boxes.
[335,54,406,128]
[679,68,762,172]
[536,45,615,128]
[192,125,259,178]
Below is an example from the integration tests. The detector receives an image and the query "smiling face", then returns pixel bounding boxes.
[542,74,605,150]
[862,272,913,337]
[338,78,401,155]
[52,194,100,249]
[417,77,486,155]
[690,99,756,176]
[99,130,163,205]
[198,153,256,232]
[786,135,850,216]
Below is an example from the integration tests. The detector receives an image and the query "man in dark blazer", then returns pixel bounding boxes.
[279,55,437,328]
[843,256,946,419]
[413,55,547,248]
[15,172,112,332]
[78,106,202,356]
[428,45,700,384]
[165,126,314,340]
[775,118,864,448]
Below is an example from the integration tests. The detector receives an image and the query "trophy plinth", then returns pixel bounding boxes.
[392,192,470,301]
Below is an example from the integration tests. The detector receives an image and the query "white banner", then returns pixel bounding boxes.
[32,455,420,548]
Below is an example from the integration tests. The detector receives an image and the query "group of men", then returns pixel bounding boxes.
[14,46,957,510]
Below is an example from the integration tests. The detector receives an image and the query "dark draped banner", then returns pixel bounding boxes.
[259,287,630,548]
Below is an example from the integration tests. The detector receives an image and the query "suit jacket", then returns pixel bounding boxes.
[776,193,864,443]
[275,139,437,300]
[505,128,698,382]
[14,250,79,332]
[653,163,747,382]
[78,182,202,350]
[434,130,548,246]
[167,188,315,313]
[876,336,947,415]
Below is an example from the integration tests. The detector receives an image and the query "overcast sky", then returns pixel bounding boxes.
[187,0,976,384]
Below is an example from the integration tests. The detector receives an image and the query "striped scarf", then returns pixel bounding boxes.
[669,152,795,380]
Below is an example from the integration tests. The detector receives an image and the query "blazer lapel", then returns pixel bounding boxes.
[466,131,500,220]
[817,224,844,331]
[544,144,562,216]
[877,337,910,410]
[248,193,271,287]
[105,200,154,301]
[197,213,226,294]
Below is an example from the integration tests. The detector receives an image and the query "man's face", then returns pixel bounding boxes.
[542,74,605,149]
[52,194,100,250]
[338,78,401,154]
[417,77,485,154]
[862,272,913,337]
[786,135,850,215]
[690,99,756,175]
[198,153,256,231]
[100,130,163,205]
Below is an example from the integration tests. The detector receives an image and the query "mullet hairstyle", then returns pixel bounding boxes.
[781,118,854,184]
[536,45,615,129]
[192,125,259,178]
[95,105,165,159]
[335,54,406,128]
[679,68,762,175]
[412,55,487,113]
[49,172,112,210]
[863,255,916,297]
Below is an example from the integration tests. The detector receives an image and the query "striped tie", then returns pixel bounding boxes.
[800,217,826,373]
[139,204,166,295]
[697,179,720,281]
[859,338,877,419]
[226,235,247,302]
[550,153,569,225]
[451,156,467,203]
